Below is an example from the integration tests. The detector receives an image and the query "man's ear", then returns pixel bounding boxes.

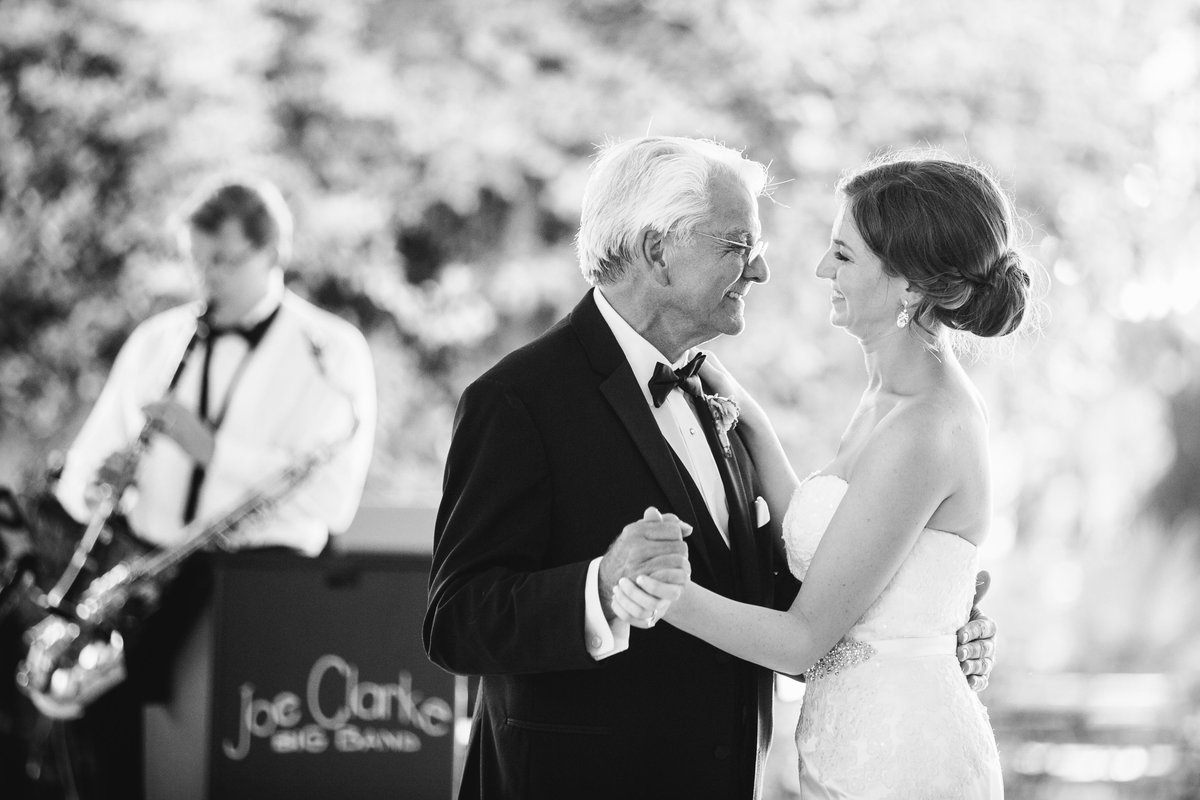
[638,228,671,287]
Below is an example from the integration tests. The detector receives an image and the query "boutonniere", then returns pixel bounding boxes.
[704,394,740,458]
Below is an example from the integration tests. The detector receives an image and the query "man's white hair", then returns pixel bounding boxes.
[575,137,769,286]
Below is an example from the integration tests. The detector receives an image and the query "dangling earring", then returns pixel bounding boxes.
[896,299,910,329]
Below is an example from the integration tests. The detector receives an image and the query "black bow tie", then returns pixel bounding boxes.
[648,353,706,408]
[199,306,280,349]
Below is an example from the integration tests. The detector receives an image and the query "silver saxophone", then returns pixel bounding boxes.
[16,324,360,717]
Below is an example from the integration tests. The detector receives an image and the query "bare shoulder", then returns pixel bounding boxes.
[867,383,988,473]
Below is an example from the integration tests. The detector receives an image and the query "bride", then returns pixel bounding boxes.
[613,153,1030,798]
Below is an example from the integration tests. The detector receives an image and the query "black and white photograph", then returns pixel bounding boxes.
[0,1,1195,798]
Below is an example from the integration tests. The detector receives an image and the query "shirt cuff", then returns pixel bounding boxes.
[584,557,630,660]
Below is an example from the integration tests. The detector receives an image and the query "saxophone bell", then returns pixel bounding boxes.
[18,618,127,720]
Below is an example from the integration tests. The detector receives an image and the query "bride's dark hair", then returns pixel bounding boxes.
[837,152,1030,338]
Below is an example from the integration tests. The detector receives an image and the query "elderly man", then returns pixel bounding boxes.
[423,137,993,799]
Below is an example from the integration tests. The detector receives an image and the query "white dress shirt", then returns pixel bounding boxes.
[584,289,731,659]
[56,272,377,556]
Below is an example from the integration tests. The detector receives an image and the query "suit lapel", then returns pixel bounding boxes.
[596,366,697,519]
[598,366,726,582]
[571,292,725,582]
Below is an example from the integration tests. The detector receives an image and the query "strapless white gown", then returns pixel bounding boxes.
[783,474,1003,799]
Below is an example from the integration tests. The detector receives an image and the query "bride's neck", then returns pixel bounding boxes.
[861,333,953,395]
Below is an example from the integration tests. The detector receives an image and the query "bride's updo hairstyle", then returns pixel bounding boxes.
[837,153,1031,338]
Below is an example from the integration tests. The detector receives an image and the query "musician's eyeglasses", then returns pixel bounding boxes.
[694,231,769,267]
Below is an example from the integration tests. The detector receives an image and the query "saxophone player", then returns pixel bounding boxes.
[43,176,377,799]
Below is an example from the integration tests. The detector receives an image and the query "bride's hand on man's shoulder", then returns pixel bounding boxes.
[611,570,689,629]
[698,351,741,399]
[699,351,766,425]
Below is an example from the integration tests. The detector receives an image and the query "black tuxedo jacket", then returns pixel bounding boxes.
[424,290,799,800]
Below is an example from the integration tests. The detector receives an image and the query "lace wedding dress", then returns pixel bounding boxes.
[783,474,1004,799]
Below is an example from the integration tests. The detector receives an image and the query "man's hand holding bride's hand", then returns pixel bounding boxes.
[956,570,997,692]
[598,507,692,624]
[611,569,690,629]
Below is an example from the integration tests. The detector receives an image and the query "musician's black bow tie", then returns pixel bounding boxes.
[199,306,279,348]
[649,353,706,408]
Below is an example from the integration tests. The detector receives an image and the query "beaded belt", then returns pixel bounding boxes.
[806,635,957,681]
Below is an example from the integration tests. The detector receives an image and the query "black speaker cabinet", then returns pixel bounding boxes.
[145,549,460,799]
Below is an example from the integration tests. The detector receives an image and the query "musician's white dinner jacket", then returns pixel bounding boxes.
[56,279,376,556]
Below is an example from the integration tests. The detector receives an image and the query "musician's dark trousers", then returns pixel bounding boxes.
[4,684,141,800]
[1,616,37,798]
[61,684,145,800]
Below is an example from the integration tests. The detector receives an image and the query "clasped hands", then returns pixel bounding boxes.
[598,507,692,627]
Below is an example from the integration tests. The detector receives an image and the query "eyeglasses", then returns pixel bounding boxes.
[694,231,769,266]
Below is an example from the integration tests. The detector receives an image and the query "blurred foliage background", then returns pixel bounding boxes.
[2,0,1198,796]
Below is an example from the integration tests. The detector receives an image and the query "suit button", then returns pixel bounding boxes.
[714,744,731,760]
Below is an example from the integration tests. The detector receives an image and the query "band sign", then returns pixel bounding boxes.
[222,653,453,760]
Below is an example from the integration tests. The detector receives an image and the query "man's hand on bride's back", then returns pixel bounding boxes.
[955,570,997,692]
